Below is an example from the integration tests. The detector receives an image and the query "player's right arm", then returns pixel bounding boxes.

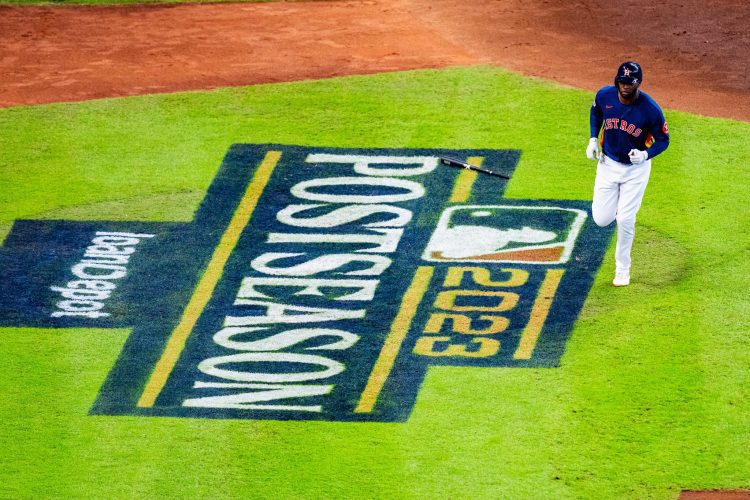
[589,91,604,138]
[586,90,604,160]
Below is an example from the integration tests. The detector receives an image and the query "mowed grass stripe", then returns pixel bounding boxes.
[514,268,565,360]
[137,150,280,408]
[448,156,482,203]
[355,266,434,413]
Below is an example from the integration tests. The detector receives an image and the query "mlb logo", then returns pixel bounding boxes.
[422,205,587,264]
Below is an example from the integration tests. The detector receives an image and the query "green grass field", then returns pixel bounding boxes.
[1,66,749,498]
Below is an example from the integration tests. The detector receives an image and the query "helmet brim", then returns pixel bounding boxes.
[615,76,640,85]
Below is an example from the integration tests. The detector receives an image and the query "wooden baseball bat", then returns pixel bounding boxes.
[439,156,511,180]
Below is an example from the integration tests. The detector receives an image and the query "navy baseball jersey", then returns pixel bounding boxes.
[590,86,670,164]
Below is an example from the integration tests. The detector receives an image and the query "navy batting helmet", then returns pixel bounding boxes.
[614,61,643,85]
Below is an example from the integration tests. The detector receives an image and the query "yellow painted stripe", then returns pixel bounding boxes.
[448,156,484,203]
[137,151,281,408]
[513,268,565,360]
[355,266,434,413]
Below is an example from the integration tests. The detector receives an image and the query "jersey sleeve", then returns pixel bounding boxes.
[644,106,670,159]
[589,92,604,138]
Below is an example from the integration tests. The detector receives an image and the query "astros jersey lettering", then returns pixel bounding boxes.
[590,86,669,164]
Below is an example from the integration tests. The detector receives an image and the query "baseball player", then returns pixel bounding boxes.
[586,61,670,286]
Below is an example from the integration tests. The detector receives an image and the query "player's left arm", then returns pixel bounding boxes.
[644,107,670,159]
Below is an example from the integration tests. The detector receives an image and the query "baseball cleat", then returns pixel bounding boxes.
[613,270,630,287]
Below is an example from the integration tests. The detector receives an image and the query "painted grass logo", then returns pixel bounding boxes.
[0,145,612,422]
[423,205,586,263]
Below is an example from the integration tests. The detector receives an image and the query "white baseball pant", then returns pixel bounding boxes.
[592,154,652,272]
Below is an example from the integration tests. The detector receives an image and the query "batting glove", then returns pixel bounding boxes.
[628,149,648,164]
[586,137,601,161]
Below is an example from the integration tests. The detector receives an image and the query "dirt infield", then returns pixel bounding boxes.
[680,491,750,500]
[1,0,748,121]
